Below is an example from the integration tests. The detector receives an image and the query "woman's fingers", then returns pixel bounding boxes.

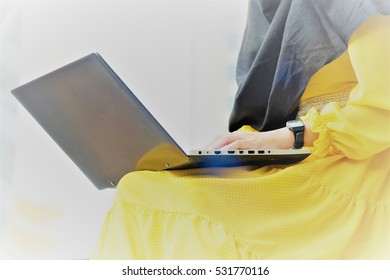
[206,133,236,150]
[207,131,257,150]
[219,139,253,150]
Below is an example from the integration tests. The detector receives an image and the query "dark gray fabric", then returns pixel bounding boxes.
[229,0,388,132]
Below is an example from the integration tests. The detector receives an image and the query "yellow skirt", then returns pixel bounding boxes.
[92,149,390,259]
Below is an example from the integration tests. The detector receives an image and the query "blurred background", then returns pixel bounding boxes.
[0,0,247,259]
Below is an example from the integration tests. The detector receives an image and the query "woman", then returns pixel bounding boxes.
[93,0,389,259]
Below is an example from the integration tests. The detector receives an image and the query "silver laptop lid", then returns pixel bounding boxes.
[11,53,189,189]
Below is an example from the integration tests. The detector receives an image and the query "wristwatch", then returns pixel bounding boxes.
[286,120,305,149]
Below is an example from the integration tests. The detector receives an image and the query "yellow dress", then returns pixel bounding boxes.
[93,14,390,260]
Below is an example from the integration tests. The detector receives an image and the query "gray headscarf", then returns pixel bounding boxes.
[229,0,389,132]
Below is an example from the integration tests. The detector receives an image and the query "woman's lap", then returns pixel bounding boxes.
[93,150,390,259]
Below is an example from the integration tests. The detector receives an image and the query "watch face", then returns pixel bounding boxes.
[288,120,303,128]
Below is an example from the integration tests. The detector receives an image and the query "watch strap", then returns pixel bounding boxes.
[286,120,305,149]
[294,131,304,149]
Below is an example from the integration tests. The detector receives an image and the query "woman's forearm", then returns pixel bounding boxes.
[303,121,319,147]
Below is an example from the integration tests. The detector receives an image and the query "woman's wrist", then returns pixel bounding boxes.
[275,127,295,149]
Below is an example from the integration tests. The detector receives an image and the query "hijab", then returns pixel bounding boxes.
[229,0,389,132]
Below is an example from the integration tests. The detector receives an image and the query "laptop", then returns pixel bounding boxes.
[11,53,311,190]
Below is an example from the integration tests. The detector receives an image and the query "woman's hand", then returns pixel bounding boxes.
[207,127,295,150]
[207,122,318,150]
